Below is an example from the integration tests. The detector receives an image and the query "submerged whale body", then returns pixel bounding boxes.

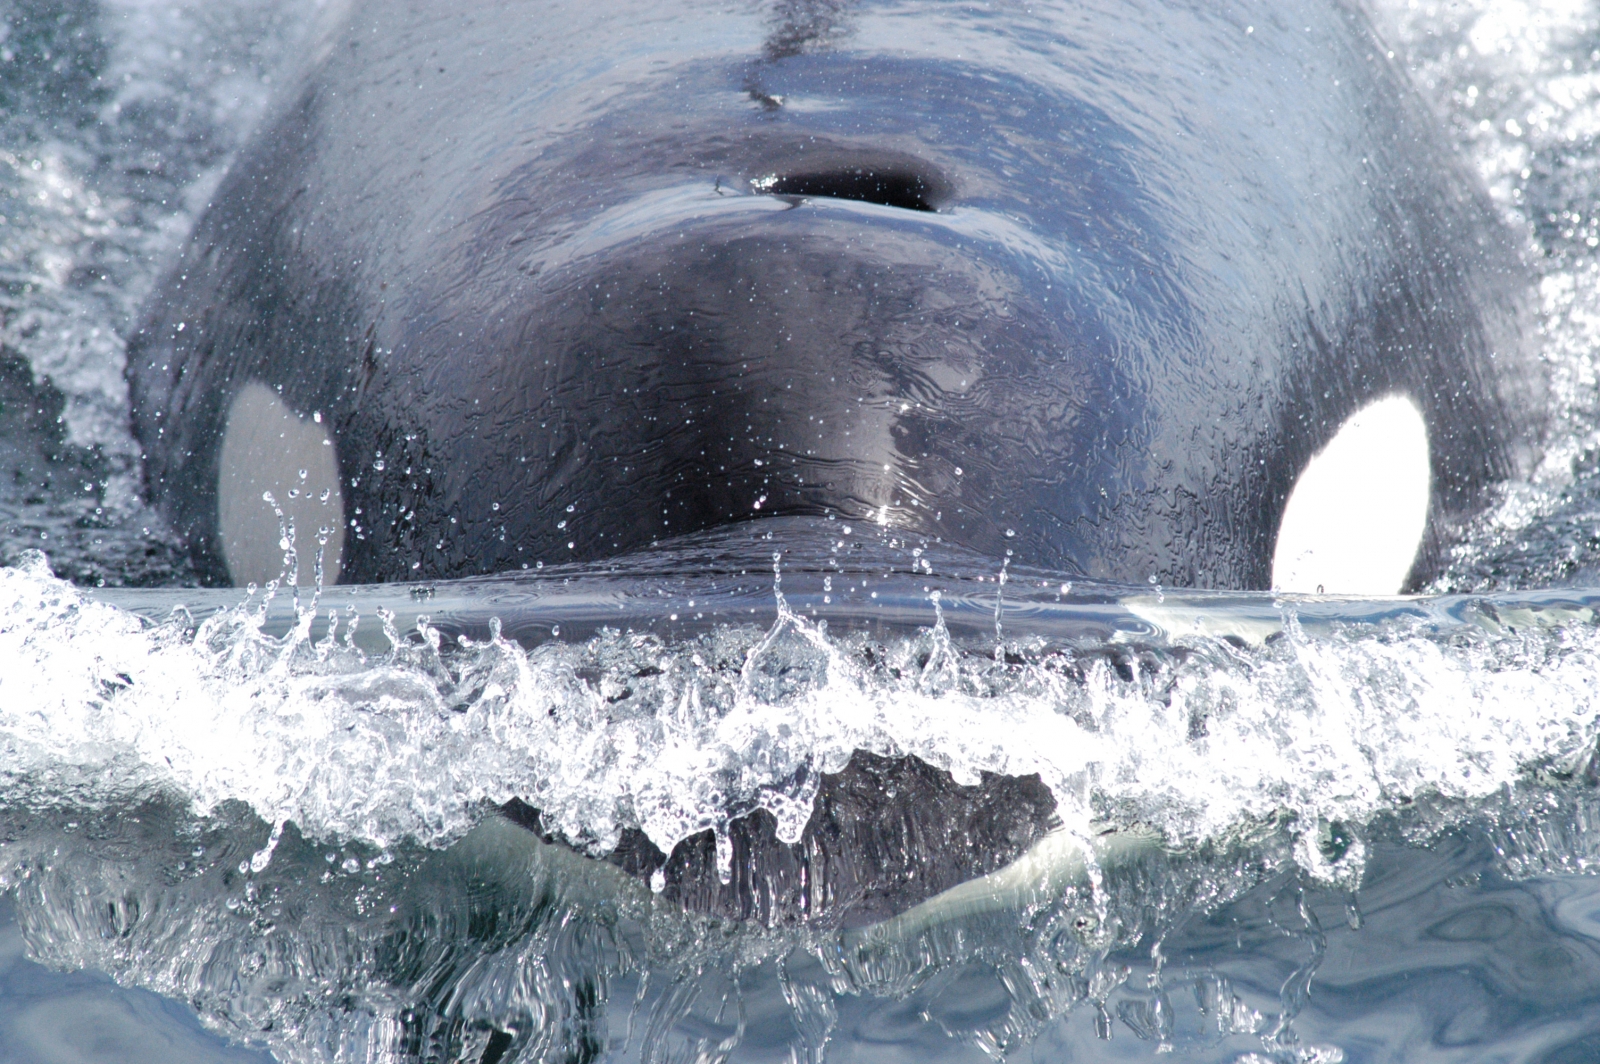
[127,0,1541,923]
[505,749,1064,929]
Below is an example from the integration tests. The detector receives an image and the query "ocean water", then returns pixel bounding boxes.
[5,1,1600,1063]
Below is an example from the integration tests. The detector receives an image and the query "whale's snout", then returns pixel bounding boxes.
[424,163,1127,576]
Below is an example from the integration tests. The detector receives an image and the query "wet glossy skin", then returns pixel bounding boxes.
[129,0,1539,587]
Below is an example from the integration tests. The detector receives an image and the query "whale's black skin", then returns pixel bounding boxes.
[128,0,1539,591]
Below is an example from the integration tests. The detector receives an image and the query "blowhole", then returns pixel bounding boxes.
[755,167,942,211]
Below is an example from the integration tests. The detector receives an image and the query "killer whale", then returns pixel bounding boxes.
[124,0,1543,924]
[128,0,1539,596]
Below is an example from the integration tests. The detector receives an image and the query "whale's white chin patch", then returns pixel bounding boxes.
[1271,394,1430,596]
[218,382,345,587]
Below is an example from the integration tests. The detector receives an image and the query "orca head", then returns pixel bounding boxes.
[347,46,1210,584]
[194,0,1531,592]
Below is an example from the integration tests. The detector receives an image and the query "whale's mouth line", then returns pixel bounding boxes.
[88,514,1594,657]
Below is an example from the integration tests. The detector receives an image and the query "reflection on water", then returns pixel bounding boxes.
[0,899,269,1064]
[13,774,1600,1062]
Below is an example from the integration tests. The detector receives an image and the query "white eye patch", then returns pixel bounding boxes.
[1271,394,1430,596]
[217,381,345,587]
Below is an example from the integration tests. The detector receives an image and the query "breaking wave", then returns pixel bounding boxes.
[3,536,1600,1059]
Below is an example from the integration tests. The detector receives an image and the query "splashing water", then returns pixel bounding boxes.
[5,537,1600,1059]
[4,547,1599,885]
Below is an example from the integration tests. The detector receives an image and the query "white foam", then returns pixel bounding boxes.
[1,555,1596,888]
